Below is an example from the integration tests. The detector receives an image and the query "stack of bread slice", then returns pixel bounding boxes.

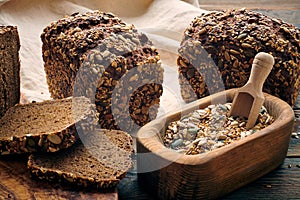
[0,18,134,190]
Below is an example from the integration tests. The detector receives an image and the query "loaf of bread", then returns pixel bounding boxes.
[0,97,95,155]
[178,9,300,106]
[0,26,20,118]
[28,129,133,189]
[41,11,164,133]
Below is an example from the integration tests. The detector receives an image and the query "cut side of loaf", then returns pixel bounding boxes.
[0,26,20,118]
[41,11,163,133]
[28,129,133,189]
[0,97,95,155]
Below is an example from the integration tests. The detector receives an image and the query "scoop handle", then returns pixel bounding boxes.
[247,52,274,91]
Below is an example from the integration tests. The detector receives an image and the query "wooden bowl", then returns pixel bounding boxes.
[137,88,294,200]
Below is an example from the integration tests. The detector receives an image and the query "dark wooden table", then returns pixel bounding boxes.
[0,97,298,200]
[118,98,300,199]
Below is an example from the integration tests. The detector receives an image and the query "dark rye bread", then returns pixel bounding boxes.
[0,97,95,155]
[0,26,20,118]
[41,11,163,133]
[178,9,300,106]
[28,129,133,189]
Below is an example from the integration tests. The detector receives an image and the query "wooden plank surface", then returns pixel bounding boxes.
[224,158,300,199]
[118,158,300,199]
[118,108,300,199]
[288,138,300,157]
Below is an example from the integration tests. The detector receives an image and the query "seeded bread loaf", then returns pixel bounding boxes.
[28,129,133,189]
[0,97,94,155]
[0,26,20,118]
[178,9,300,106]
[42,11,163,133]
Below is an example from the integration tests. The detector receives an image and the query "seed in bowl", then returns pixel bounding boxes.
[163,103,274,155]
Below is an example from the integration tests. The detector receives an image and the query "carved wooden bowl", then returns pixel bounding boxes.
[137,88,294,200]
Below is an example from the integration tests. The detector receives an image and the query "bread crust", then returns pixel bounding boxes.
[178,9,300,106]
[27,129,133,189]
[0,97,95,155]
[0,26,20,118]
[42,11,163,133]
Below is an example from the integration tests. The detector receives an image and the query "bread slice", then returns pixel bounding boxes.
[0,97,95,155]
[0,26,21,118]
[28,129,133,189]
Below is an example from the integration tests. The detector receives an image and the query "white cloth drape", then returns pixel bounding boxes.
[0,0,207,114]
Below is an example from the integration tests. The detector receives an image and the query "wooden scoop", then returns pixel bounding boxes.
[229,52,274,130]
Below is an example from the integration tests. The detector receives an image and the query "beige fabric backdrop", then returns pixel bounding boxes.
[0,0,207,114]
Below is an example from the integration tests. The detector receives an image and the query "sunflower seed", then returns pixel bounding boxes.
[47,134,62,144]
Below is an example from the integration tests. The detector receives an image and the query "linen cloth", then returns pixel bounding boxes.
[0,0,207,115]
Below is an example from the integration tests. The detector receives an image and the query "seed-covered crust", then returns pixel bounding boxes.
[28,129,133,189]
[0,26,20,118]
[0,97,95,155]
[42,11,163,133]
[178,9,300,106]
